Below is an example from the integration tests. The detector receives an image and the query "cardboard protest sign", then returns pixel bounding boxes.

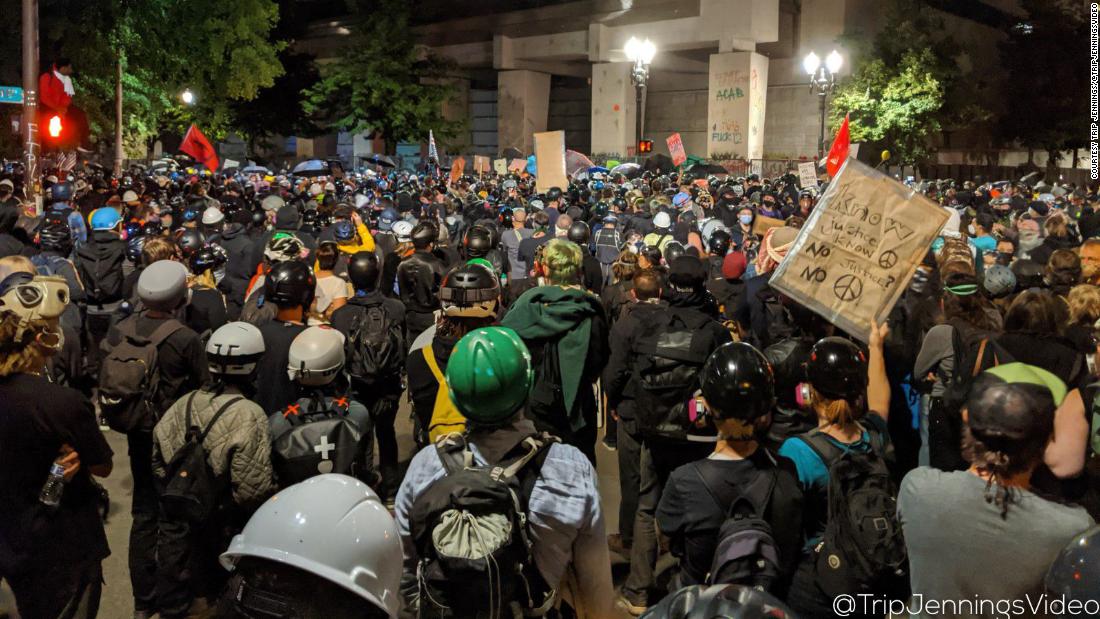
[770,158,948,341]
[494,158,508,175]
[508,158,527,173]
[533,131,568,193]
[798,161,819,190]
[448,157,465,185]
[752,214,786,236]
[473,155,490,174]
[666,133,687,167]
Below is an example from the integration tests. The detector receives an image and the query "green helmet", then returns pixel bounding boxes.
[445,327,533,425]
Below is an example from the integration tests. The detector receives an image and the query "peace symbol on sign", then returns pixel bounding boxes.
[878,250,898,270]
[833,274,863,302]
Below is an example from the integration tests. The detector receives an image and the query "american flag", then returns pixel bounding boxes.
[428,130,438,163]
[58,152,77,172]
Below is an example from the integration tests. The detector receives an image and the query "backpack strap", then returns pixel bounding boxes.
[797,430,845,468]
[971,338,990,377]
[198,396,244,443]
[146,319,186,347]
[183,391,199,432]
[433,433,472,476]
[693,450,778,520]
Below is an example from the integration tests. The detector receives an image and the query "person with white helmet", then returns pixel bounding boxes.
[201,205,225,236]
[218,474,402,619]
[151,321,276,619]
[268,325,378,488]
[643,210,676,252]
[101,260,209,619]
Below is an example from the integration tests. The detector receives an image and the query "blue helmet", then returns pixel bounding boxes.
[377,207,399,232]
[47,182,73,204]
[334,220,356,242]
[90,207,122,231]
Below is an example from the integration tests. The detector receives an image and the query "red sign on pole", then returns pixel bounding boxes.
[666,132,687,167]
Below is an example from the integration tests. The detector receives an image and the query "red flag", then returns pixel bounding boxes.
[179,124,219,172]
[825,113,850,177]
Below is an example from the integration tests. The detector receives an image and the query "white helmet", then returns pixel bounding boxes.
[653,211,672,229]
[206,322,265,376]
[121,189,140,204]
[220,474,402,618]
[287,326,345,386]
[392,220,414,243]
[202,206,225,226]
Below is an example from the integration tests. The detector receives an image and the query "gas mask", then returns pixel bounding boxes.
[0,273,69,351]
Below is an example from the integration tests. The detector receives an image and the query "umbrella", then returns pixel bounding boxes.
[292,159,331,177]
[588,166,609,174]
[565,150,595,177]
[242,165,271,175]
[1019,171,1043,187]
[366,154,396,168]
[643,153,675,174]
[610,162,642,179]
[502,147,524,160]
[686,162,730,176]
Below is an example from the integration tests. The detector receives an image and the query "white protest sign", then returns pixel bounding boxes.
[493,158,508,175]
[798,161,819,189]
[770,158,948,341]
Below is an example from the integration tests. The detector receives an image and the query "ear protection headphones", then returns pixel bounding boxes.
[795,383,813,409]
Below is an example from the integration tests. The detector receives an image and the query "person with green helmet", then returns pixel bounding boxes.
[395,326,617,618]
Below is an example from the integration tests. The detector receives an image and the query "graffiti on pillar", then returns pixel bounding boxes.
[711,120,743,145]
[709,58,752,158]
[747,61,768,160]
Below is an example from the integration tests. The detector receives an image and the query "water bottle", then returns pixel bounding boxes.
[39,462,66,507]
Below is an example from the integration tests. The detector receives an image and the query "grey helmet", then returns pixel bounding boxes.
[220,474,403,618]
[137,260,191,312]
[260,194,286,212]
[206,322,265,376]
[287,326,345,386]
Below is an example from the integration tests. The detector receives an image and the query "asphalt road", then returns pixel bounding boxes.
[2,398,625,618]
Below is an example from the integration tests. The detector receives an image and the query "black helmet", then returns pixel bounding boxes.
[440,263,500,318]
[700,343,776,420]
[250,210,266,228]
[567,220,590,245]
[126,235,146,264]
[47,182,73,204]
[1011,258,1044,290]
[38,223,72,253]
[301,208,319,232]
[463,225,493,258]
[708,229,732,256]
[411,220,438,249]
[642,584,795,619]
[546,187,563,202]
[264,260,316,309]
[124,221,143,239]
[764,338,814,408]
[346,251,380,291]
[189,245,226,274]
[806,337,868,401]
[142,220,163,236]
[175,228,206,258]
[664,241,686,264]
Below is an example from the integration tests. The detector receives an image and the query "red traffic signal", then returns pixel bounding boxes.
[638,139,653,154]
[47,114,62,138]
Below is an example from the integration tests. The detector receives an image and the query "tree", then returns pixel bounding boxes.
[302,0,462,154]
[829,48,945,166]
[997,0,1089,168]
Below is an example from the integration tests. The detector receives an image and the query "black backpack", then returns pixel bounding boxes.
[270,394,367,485]
[161,393,242,523]
[98,318,185,433]
[239,286,277,327]
[798,426,908,597]
[76,241,125,305]
[695,455,783,590]
[633,307,714,440]
[594,224,623,277]
[409,433,557,618]
[346,302,405,386]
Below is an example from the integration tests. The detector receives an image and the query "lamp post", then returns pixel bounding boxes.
[625,36,656,157]
[804,50,843,159]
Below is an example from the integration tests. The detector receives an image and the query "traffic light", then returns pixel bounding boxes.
[47,114,62,139]
[638,139,653,154]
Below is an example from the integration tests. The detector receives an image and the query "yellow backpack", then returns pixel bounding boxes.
[422,345,467,441]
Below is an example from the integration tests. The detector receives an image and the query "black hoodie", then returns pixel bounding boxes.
[74,230,127,305]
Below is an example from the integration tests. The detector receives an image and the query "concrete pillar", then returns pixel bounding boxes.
[497,70,550,155]
[706,52,769,160]
[590,62,637,158]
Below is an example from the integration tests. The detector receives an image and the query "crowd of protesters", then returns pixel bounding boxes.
[0,156,1097,619]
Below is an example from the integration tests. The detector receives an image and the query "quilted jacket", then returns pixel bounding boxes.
[152,388,276,506]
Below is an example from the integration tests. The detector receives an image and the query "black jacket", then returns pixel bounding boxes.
[211,223,255,308]
[331,291,407,398]
[396,250,445,315]
[74,230,127,306]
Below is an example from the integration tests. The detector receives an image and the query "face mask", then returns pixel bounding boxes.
[967,224,976,235]
[739,214,753,226]
[996,252,1013,266]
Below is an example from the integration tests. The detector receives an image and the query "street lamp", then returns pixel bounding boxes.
[625,36,656,157]
[180,89,195,105]
[805,49,842,159]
